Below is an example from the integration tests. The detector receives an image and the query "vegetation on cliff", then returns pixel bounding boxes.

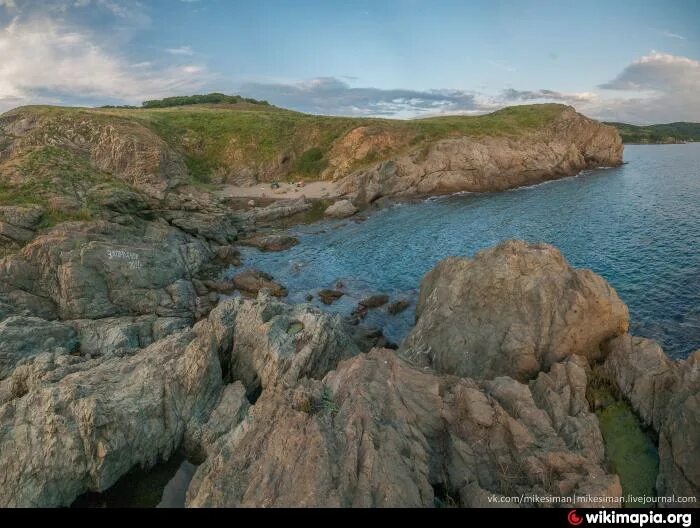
[607,121,700,144]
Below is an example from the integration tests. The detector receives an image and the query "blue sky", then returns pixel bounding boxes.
[0,0,698,122]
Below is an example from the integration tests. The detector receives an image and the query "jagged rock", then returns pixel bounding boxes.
[318,289,344,305]
[0,205,43,245]
[239,233,299,252]
[212,245,241,267]
[0,300,242,507]
[167,212,239,245]
[231,269,287,298]
[69,315,191,357]
[0,316,77,379]
[221,293,359,391]
[186,348,619,507]
[602,335,699,505]
[324,199,358,219]
[401,241,628,381]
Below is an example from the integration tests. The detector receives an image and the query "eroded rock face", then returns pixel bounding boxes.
[221,292,359,391]
[0,205,43,247]
[338,107,623,204]
[0,316,77,379]
[401,240,628,381]
[186,348,619,507]
[0,300,242,507]
[0,220,213,320]
[0,111,187,199]
[602,335,699,505]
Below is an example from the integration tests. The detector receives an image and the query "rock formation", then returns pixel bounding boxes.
[401,240,629,381]
[337,107,623,204]
[602,335,699,505]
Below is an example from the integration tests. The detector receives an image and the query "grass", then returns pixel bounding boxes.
[1,102,570,197]
[606,121,700,144]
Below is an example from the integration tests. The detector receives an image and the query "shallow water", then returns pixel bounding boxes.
[241,143,700,359]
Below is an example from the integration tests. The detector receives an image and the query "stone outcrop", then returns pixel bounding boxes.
[0,299,241,507]
[401,240,629,381]
[602,335,699,505]
[186,348,619,507]
[337,107,623,204]
[0,316,77,379]
[0,219,214,321]
[0,205,43,247]
[230,269,287,298]
[323,199,358,219]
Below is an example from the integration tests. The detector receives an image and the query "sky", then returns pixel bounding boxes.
[0,0,698,123]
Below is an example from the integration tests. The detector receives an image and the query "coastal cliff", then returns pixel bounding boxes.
[337,107,622,204]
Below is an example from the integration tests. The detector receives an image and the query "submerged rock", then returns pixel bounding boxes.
[387,299,410,315]
[239,233,299,252]
[231,269,287,298]
[318,289,344,305]
[401,240,628,381]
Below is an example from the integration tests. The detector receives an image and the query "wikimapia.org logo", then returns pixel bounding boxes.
[567,510,693,527]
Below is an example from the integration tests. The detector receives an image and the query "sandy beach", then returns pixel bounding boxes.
[220,180,341,200]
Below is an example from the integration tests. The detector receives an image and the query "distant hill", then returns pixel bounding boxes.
[606,122,700,144]
[100,92,271,110]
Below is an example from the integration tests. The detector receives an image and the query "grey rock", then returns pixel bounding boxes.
[0,316,77,379]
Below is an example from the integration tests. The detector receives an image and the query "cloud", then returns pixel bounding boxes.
[660,30,686,40]
[502,88,596,104]
[0,18,212,112]
[166,45,194,56]
[594,52,700,123]
[239,77,493,117]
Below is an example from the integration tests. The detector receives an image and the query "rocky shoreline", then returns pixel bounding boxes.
[0,238,697,507]
[1,102,696,508]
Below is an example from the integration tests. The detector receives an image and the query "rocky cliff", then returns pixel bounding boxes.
[338,107,623,204]
[0,241,694,508]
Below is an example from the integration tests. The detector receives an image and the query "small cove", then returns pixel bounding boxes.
[240,143,700,359]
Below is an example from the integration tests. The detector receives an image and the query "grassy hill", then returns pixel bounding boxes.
[606,122,700,144]
[0,99,586,230]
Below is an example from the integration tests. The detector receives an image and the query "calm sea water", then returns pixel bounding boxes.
[240,144,700,359]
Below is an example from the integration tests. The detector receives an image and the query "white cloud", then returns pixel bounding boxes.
[502,88,597,104]
[0,18,212,112]
[660,30,686,40]
[166,45,194,56]
[239,77,491,117]
[593,52,700,123]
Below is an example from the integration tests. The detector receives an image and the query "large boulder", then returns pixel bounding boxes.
[602,335,699,505]
[0,205,43,246]
[186,348,619,507]
[0,316,77,379]
[401,241,628,381]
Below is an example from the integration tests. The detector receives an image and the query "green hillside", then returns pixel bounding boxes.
[607,122,700,144]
